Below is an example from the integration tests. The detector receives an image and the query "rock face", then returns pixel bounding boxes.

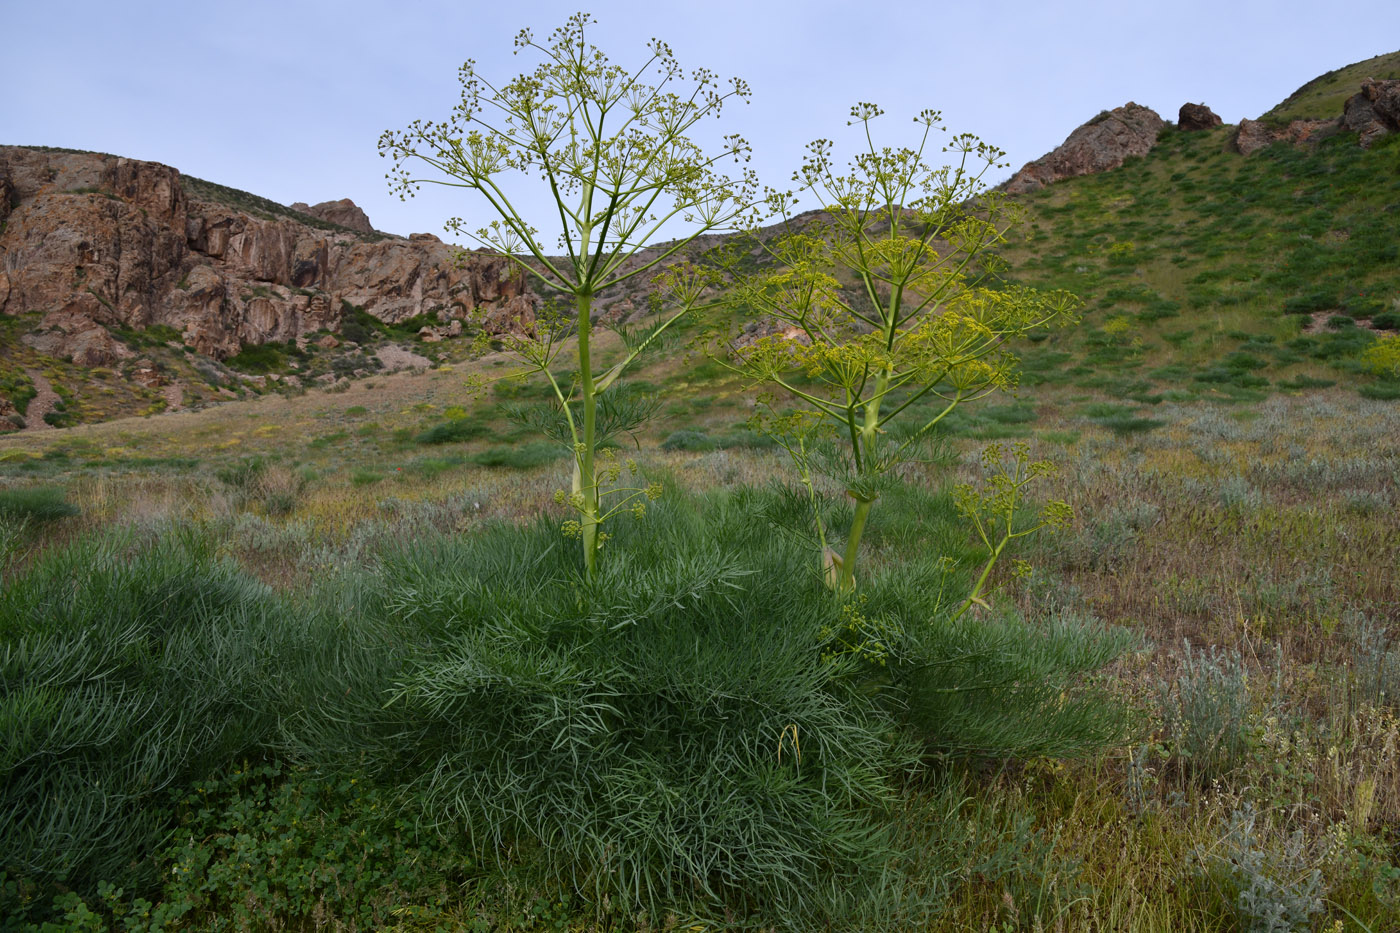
[1178,103,1222,131]
[1233,117,1337,155]
[0,147,536,361]
[1004,103,1167,194]
[1343,79,1400,147]
[289,198,375,234]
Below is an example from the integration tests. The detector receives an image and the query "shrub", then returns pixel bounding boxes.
[1282,291,1336,315]
[414,418,489,445]
[295,489,1131,923]
[0,528,287,894]
[0,371,37,415]
[1196,803,1324,933]
[1358,382,1400,400]
[215,457,306,515]
[0,486,79,524]
[1359,334,1400,379]
[660,429,717,451]
[1095,414,1165,435]
[1160,643,1251,781]
[153,763,468,931]
[1350,614,1400,708]
[470,440,567,469]
[298,503,910,922]
[224,341,294,374]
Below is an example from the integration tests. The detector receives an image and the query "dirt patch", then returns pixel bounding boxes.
[1304,310,1380,334]
[375,344,433,372]
[162,381,184,411]
[22,370,60,432]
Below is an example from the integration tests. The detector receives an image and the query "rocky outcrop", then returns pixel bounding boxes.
[22,296,137,367]
[1178,103,1222,131]
[0,147,536,362]
[1233,117,1337,155]
[1343,79,1400,147]
[289,198,375,234]
[1004,103,1167,194]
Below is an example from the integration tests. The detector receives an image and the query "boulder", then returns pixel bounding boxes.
[1004,103,1167,193]
[289,198,374,233]
[1178,102,1222,131]
[1234,117,1337,155]
[1343,79,1400,148]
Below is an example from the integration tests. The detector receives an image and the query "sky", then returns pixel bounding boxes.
[5,0,1398,241]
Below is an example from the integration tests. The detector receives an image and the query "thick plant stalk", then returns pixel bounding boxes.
[576,290,600,575]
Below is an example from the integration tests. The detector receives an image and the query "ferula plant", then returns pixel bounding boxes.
[379,13,758,576]
[727,104,1081,589]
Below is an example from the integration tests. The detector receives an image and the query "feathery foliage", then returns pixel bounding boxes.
[290,484,1130,923]
[0,527,284,893]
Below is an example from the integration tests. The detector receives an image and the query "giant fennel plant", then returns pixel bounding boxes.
[380,13,757,576]
[726,104,1080,589]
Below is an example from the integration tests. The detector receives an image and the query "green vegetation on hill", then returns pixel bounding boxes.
[1264,50,1400,122]
[1001,122,1400,401]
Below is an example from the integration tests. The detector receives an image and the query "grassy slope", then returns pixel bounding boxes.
[1263,49,1400,121]
[999,119,1400,402]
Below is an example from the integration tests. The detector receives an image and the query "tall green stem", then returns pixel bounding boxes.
[839,497,872,591]
[837,366,891,589]
[577,290,598,577]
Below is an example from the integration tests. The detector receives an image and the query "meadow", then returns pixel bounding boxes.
[3,38,1400,930]
[2,360,1398,931]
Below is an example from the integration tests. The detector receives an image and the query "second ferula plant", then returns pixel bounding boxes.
[727,103,1081,590]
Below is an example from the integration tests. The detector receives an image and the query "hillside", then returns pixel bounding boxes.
[1264,49,1400,121]
[2,53,1398,437]
[0,147,536,432]
[1000,116,1400,406]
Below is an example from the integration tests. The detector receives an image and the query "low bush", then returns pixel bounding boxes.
[471,440,567,469]
[1160,643,1251,781]
[152,763,470,931]
[661,429,717,451]
[414,418,490,445]
[0,486,79,524]
[224,341,299,374]
[0,528,288,895]
[294,488,1131,924]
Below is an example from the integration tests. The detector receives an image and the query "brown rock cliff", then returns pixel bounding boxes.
[0,147,536,361]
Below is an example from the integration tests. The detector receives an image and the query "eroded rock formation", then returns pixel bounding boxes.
[0,147,536,362]
[1233,117,1337,155]
[1004,103,1167,194]
[1343,79,1400,147]
[288,198,375,234]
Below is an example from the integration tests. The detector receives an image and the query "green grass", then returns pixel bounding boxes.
[1263,50,1400,122]
[0,486,79,523]
[1003,122,1400,400]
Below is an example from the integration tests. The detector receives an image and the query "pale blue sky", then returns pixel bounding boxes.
[5,0,1397,239]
